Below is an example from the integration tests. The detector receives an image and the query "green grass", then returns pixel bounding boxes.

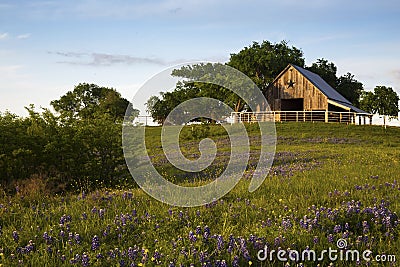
[1,122,399,266]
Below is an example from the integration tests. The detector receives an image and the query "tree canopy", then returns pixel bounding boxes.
[360,86,399,117]
[306,59,364,106]
[335,73,364,107]
[306,58,337,88]
[51,83,137,121]
[228,40,305,93]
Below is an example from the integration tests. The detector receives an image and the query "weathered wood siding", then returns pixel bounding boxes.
[266,65,328,111]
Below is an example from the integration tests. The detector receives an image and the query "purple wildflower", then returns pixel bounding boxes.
[203,226,210,239]
[99,209,105,219]
[232,255,239,267]
[74,233,81,244]
[188,231,197,242]
[216,235,224,250]
[334,224,342,233]
[12,230,19,242]
[81,252,89,267]
[43,232,53,244]
[91,235,100,251]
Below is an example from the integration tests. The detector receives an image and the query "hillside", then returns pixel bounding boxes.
[1,123,399,266]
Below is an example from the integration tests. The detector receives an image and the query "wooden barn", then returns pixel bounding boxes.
[250,64,372,124]
[233,64,372,124]
[265,64,366,112]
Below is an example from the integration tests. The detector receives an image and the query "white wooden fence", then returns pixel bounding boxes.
[231,111,373,125]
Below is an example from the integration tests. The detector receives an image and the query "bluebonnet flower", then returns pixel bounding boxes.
[25,240,35,253]
[108,249,116,258]
[81,252,89,267]
[152,250,161,263]
[91,235,100,251]
[68,232,74,245]
[362,221,370,234]
[203,226,210,239]
[199,251,207,263]
[180,247,188,258]
[122,191,133,199]
[281,218,292,230]
[103,225,110,237]
[216,235,224,250]
[121,214,127,226]
[342,231,350,239]
[333,224,342,233]
[128,246,139,260]
[239,237,251,260]
[12,230,19,242]
[188,231,197,242]
[99,209,105,219]
[74,233,82,244]
[70,254,80,264]
[60,214,72,225]
[43,232,53,244]
[195,226,202,235]
[232,255,239,267]
[274,237,280,246]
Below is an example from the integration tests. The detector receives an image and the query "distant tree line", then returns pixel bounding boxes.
[147,40,399,123]
[0,83,138,194]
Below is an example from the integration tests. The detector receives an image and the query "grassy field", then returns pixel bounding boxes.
[1,122,399,266]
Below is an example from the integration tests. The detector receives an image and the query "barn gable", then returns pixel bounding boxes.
[265,64,368,114]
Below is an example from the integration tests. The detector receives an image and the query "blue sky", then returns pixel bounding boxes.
[1,0,400,116]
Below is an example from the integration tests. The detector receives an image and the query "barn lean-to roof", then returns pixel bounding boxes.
[268,64,369,114]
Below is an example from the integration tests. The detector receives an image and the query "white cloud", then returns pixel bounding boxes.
[52,51,167,66]
[0,33,9,40]
[17,33,31,39]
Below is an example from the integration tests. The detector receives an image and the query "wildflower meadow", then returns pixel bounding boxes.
[1,122,399,266]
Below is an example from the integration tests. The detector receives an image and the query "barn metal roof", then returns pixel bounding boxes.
[291,65,351,104]
[290,64,369,113]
